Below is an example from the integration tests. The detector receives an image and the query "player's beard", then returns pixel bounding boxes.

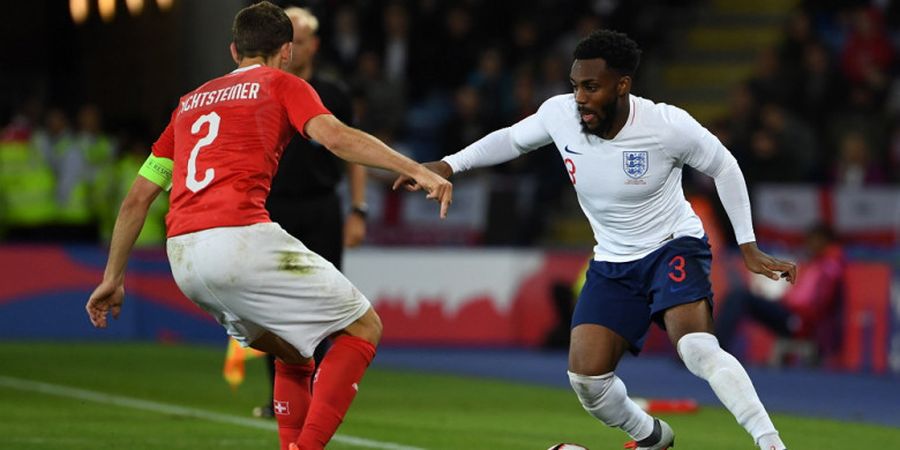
[581,98,619,138]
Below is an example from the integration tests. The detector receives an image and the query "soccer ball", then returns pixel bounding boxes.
[547,444,589,450]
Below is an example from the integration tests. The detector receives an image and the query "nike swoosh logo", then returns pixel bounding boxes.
[564,145,582,155]
[670,284,692,293]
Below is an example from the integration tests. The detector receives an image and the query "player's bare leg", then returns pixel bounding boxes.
[666,300,786,450]
[292,307,382,450]
[568,324,673,449]
[250,333,315,450]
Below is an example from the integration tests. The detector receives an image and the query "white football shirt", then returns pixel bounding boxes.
[446,93,754,262]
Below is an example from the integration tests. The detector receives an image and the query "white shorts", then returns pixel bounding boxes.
[166,222,371,358]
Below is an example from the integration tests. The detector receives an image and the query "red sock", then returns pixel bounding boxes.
[275,359,315,450]
[296,335,376,450]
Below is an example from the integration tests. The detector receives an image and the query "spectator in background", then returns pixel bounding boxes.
[1,97,43,142]
[76,104,116,224]
[510,69,539,121]
[33,108,72,167]
[380,1,411,84]
[34,107,100,241]
[758,102,817,180]
[775,10,815,104]
[534,54,572,103]
[716,224,846,364]
[508,17,541,69]
[746,47,789,107]
[555,15,604,61]
[0,102,56,240]
[792,42,845,135]
[467,47,511,130]
[778,9,816,68]
[325,6,363,75]
[436,6,477,89]
[742,129,798,186]
[828,131,887,186]
[404,0,443,99]
[440,86,490,159]
[351,50,406,139]
[717,82,758,162]
[840,6,893,95]
[826,84,885,160]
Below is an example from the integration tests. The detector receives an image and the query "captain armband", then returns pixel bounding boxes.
[138,154,174,191]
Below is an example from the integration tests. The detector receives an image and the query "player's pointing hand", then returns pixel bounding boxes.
[393,161,453,193]
[739,242,797,284]
[410,165,453,218]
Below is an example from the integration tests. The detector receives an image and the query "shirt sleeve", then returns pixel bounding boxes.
[660,105,756,244]
[441,127,523,174]
[441,97,560,174]
[276,74,332,139]
[150,107,177,159]
[509,100,555,152]
[659,105,726,173]
[712,159,756,244]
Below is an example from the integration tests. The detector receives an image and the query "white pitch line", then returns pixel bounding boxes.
[0,375,425,450]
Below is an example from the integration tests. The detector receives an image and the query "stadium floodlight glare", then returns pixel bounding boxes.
[157,0,174,12]
[98,0,115,22]
[69,0,89,25]
[126,0,144,16]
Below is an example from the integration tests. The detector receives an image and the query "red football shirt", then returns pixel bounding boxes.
[151,65,330,237]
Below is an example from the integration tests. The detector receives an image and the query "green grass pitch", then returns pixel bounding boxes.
[0,342,896,449]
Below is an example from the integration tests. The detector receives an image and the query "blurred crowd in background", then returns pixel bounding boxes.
[709,1,900,189]
[1,0,898,249]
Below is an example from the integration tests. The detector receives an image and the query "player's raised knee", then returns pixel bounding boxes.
[342,307,382,346]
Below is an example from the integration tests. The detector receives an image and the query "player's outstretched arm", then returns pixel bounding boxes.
[86,176,162,328]
[393,124,540,192]
[686,128,798,285]
[739,241,797,284]
[305,114,452,218]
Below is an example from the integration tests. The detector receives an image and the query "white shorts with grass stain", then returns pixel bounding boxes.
[166,222,370,357]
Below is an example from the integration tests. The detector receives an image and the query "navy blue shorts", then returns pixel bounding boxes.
[572,236,714,353]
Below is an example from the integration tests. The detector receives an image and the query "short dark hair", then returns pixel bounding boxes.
[573,29,642,76]
[232,1,293,58]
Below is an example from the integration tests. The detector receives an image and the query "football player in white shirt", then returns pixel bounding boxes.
[395,30,795,450]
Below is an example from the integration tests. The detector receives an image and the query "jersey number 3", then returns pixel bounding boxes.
[187,112,220,193]
[564,158,576,185]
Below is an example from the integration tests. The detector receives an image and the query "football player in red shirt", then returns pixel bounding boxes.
[85,3,451,449]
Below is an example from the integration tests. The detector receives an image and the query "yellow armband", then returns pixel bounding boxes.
[138,154,174,191]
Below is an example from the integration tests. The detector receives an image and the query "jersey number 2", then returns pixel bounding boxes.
[187,112,220,193]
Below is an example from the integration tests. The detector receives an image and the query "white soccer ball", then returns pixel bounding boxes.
[547,444,589,450]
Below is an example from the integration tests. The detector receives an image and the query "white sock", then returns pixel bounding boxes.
[568,371,655,441]
[677,332,781,445]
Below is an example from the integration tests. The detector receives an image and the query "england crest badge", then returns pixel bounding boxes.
[623,151,648,179]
